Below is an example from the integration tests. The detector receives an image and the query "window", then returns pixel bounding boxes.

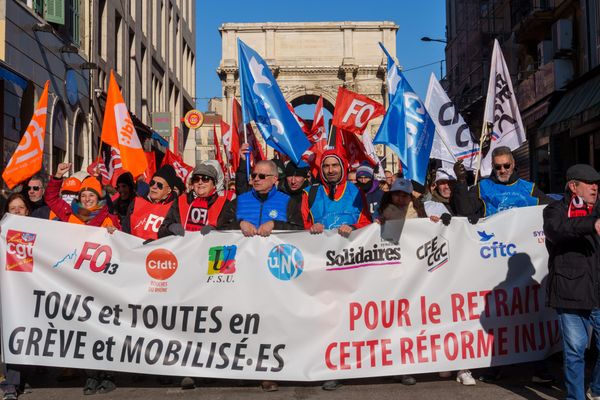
[115,12,123,74]
[99,0,107,60]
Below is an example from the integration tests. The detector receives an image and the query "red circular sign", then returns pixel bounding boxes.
[185,110,204,129]
[146,249,178,280]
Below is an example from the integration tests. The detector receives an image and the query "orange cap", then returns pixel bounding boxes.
[61,177,81,194]
[79,177,103,198]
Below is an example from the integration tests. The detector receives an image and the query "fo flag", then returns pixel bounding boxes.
[373,70,435,185]
[481,39,525,177]
[237,39,310,166]
[425,74,479,170]
[332,87,385,135]
[101,70,147,178]
[162,149,193,182]
[2,81,49,189]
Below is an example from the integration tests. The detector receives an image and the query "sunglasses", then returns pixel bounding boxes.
[251,173,274,180]
[493,163,512,171]
[149,180,164,190]
[27,186,41,191]
[192,175,213,183]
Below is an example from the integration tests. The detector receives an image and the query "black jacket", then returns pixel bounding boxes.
[451,171,552,219]
[543,195,600,310]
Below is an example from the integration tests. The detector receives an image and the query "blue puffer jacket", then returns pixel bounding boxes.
[236,186,289,227]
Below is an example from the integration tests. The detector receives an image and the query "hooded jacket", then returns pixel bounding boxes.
[308,149,371,229]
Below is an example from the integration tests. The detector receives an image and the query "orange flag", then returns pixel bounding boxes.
[101,70,147,178]
[2,81,49,189]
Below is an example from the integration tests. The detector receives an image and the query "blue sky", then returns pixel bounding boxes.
[196,0,446,118]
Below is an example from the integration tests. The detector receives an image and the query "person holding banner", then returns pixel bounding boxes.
[424,169,456,223]
[122,165,179,240]
[4,193,31,217]
[543,164,600,400]
[452,146,552,222]
[308,149,371,238]
[45,163,120,232]
[158,162,229,237]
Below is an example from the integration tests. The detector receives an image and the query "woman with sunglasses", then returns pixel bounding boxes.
[45,163,120,231]
[158,162,229,238]
[123,165,179,240]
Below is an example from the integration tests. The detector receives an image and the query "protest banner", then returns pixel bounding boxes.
[0,206,559,380]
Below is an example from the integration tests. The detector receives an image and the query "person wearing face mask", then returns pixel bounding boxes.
[158,162,229,237]
[451,146,552,222]
[45,163,120,231]
[354,164,384,220]
[123,165,178,240]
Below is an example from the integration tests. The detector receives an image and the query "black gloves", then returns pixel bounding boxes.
[200,225,214,235]
[453,160,467,184]
[441,213,452,226]
[467,215,479,225]
[168,223,185,236]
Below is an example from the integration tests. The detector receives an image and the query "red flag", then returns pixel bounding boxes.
[2,81,49,188]
[341,129,377,169]
[161,149,193,182]
[232,98,264,164]
[212,124,226,175]
[100,70,147,178]
[302,96,328,176]
[287,102,311,137]
[144,151,157,180]
[331,87,385,135]
[87,156,110,186]
[220,120,239,173]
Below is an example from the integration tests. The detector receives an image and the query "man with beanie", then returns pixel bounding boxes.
[159,162,229,238]
[544,164,600,400]
[123,165,178,240]
[280,161,313,228]
[424,169,457,223]
[110,172,135,224]
[308,149,371,239]
[355,163,384,219]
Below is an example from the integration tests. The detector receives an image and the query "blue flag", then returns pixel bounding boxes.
[379,42,401,104]
[237,39,310,166]
[373,70,436,184]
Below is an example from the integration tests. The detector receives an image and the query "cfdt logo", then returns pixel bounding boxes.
[267,244,304,281]
[146,249,178,280]
[6,230,36,272]
[478,230,516,259]
[207,245,237,283]
[416,235,449,272]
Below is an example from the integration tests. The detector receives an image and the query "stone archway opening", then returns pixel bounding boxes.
[290,94,334,131]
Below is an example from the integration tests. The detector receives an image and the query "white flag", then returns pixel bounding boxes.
[480,39,526,177]
[424,74,479,171]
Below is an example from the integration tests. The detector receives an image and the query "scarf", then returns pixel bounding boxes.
[431,190,450,204]
[567,195,593,218]
[71,200,106,223]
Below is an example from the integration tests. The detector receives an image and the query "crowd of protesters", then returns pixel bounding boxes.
[1,145,598,400]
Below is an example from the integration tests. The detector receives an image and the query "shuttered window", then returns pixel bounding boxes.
[44,0,65,25]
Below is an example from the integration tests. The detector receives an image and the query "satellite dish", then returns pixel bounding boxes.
[65,69,79,106]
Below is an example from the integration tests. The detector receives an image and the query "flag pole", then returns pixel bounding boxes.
[434,128,458,163]
[243,123,251,182]
[473,122,491,185]
[325,124,335,149]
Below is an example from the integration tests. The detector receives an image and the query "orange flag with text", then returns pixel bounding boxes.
[101,70,147,178]
[2,81,49,189]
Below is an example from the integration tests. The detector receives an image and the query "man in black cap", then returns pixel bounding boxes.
[280,161,313,228]
[544,164,600,400]
[159,162,229,237]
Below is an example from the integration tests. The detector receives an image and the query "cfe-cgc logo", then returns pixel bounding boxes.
[207,245,237,283]
[6,230,36,272]
[417,235,449,272]
[267,244,304,281]
[146,249,178,292]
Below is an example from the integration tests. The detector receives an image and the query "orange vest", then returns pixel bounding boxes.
[67,214,114,227]
[178,194,226,232]
[129,197,172,240]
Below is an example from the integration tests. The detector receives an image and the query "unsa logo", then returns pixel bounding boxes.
[267,244,304,281]
[146,249,178,280]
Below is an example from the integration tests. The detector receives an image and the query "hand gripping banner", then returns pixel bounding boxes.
[0,207,559,380]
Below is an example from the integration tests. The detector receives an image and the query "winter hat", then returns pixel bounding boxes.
[152,165,178,190]
[193,164,219,182]
[390,178,413,195]
[356,164,374,179]
[566,164,600,182]
[79,176,103,198]
[116,171,135,190]
[284,161,309,177]
[434,168,456,183]
[61,177,81,194]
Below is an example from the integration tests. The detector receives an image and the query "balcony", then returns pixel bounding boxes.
[517,60,571,109]
[512,0,556,43]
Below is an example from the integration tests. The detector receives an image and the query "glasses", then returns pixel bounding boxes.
[493,163,512,171]
[251,173,274,180]
[149,180,164,190]
[192,175,213,183]
[27,186,41,191]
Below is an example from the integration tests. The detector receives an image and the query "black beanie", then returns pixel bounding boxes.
[152,165,178,190]
[116,172,134,190]
[284,161,309,177]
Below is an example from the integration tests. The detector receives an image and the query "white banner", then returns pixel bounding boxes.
[0,207,559,380]
[425,74,479,171]
[481,39,526,177]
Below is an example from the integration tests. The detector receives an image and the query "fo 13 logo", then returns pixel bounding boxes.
[73,242,119,275]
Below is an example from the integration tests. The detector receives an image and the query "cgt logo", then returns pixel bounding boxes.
[207,245,237,283]
[6,230,37,272]
[416,235,449,272]
[478,230,516,259]
[146,249,178,280]
[267,244,304,281]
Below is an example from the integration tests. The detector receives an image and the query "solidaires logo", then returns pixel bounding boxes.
[267,244,304,281]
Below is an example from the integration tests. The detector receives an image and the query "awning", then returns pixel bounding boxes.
[0,61,29,90]
[540,72,600,133]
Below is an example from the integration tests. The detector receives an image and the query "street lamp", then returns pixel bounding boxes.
[421,36,447,44]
